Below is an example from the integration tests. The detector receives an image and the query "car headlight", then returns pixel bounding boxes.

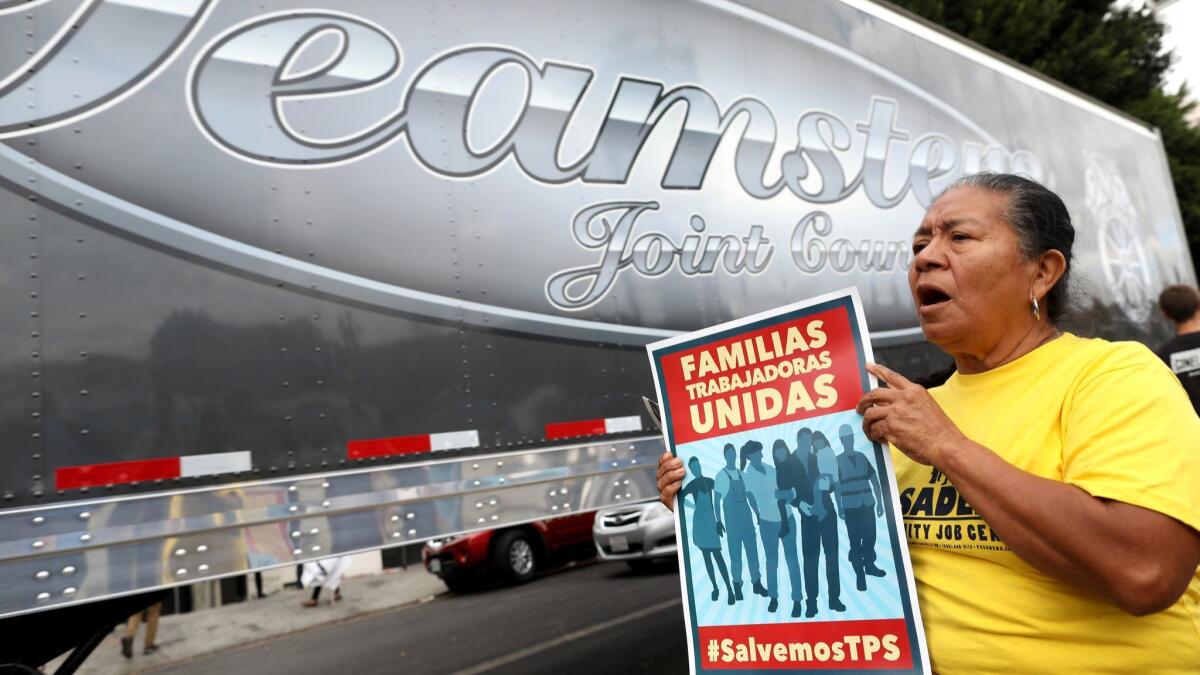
[428,535,465,549]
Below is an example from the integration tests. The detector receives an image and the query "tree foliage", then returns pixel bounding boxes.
[890,0,1200,272]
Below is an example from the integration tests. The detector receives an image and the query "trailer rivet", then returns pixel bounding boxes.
[198,564,210,572]
[622,480,630,486]
[36,592,49,602]
[625,493,632,499]
[174,548,186,556]
[288,485,297,492]
[477,517,485,524]
[406,513,415,520]
[35,570,48,580]
[475,502,482,509]
[489,499,497,507]
[310,545,321,552]
[549,490,557,497]
[496,460,503,467]
[32,516,44,525]
[289,505,299,513]
[80,533,91,542]
[309,528,319,535]
[498,478,506,484]
[196,545,207,553]
[293,548,303,556]
[291,531,301,538]
[62,566,75,576]
[490,515,498,521]
[390,515,400,523]
[473,480,481,487]
[407,529,416,536]
[552,505,559,511]
[321,500,331,508]
[321,482,330,488]
[175,569,187,577]
[62,587,76,597]
[471,463,479,470]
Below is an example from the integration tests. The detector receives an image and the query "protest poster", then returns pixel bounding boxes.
[647,288,929,674]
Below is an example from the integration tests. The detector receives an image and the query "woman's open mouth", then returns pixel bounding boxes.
[916,285,952,313]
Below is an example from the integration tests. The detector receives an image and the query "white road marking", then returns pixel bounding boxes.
[453,596,682,675]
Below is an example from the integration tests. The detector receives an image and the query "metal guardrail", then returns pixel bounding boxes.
[0,436,664,619]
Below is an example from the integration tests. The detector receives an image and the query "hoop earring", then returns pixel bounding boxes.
[1032,297,1040,321]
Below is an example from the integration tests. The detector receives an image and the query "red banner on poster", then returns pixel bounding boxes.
[658,306,863,444]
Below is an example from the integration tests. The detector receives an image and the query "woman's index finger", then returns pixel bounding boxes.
[866,362,914,389]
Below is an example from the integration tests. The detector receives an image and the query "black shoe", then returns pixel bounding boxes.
[734,583,743,601]
[767,598,779,613]
[727,592,735,606]
[120,636,133,659]
[711,589,719,602]
[856,573,867,592]
[144,644,159,656]
[864,565,887,578]
[805,601,817,618]
[791,601,804,618]
[829,598,846,612]
[751,581,768,598]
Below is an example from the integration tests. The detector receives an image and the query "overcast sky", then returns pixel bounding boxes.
[1159,0,1199,96]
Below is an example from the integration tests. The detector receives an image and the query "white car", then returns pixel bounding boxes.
[593,501,677,571]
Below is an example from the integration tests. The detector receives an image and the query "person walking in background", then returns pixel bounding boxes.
[835,424,886,592]
[120,601,161,658]
[1156,284,1200,415]
[301,556,351,607]
[714,443,767,601]
[679,457,734,605]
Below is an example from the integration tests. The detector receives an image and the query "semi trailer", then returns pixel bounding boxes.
[0,0,1191,670]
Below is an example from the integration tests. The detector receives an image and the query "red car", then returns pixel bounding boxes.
[422,512,595,592]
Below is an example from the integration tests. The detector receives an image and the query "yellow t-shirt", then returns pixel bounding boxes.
[892,333,1200,674]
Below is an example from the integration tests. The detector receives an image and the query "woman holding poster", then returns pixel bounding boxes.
[658,173,1200,673]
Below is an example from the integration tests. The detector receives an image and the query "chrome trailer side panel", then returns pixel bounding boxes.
[0,437,661,619]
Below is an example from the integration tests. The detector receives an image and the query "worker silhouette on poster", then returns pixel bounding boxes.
[680,457,735,605]
[741,440,804,614]
[714,443,767,601]
[797,429,844,616]
[836,424,887,591]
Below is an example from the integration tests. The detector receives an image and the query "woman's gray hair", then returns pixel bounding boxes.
[940,172,1075,323]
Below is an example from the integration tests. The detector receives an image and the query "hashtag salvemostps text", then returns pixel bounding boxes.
[698,619,912,669]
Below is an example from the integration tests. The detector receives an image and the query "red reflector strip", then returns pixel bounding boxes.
[545,419,608,440]
[347,434,432,459]
[55,457,182,490]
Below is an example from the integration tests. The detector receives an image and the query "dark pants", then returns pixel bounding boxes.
[844,506,877,573]
[800,513,839,603]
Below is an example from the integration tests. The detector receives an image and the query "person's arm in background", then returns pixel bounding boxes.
[859,362,1200,616]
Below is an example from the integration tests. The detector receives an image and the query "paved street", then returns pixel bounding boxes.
[155,561,689,675]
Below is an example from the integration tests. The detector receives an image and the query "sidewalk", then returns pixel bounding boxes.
[48,565,447,674]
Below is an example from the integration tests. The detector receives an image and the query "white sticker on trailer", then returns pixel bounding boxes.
[604,416,642,433]
[429,430,480,451]
[180,451,252,477]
